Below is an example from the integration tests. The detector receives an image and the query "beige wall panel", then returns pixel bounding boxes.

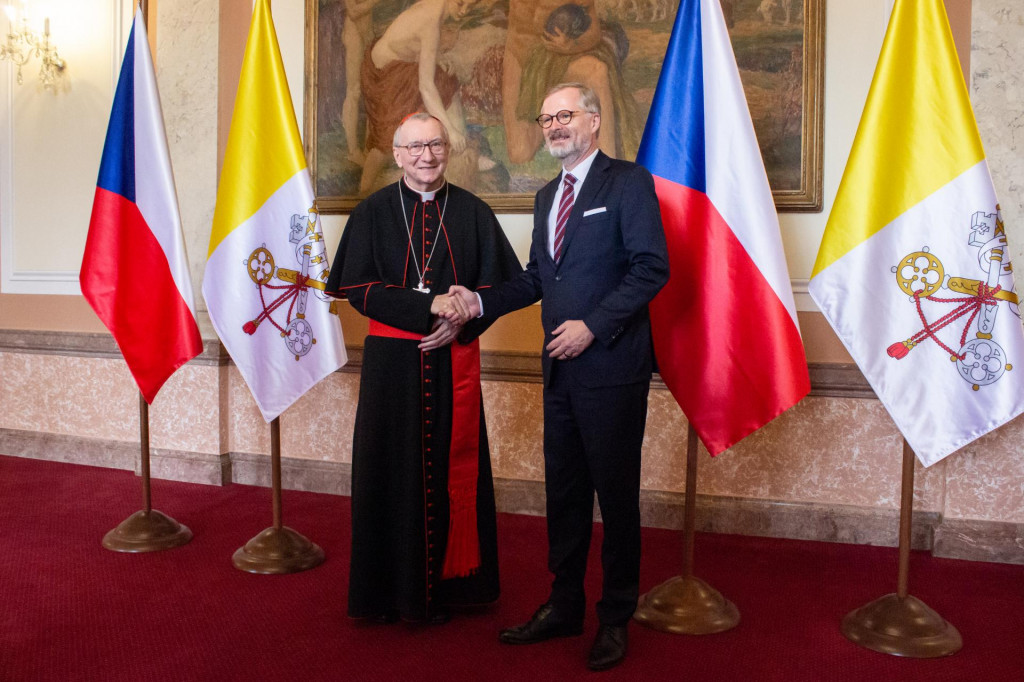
[225,365,359,462]
[944,415,1024,523]
[484,381,546,481]
[694,397,947,512]
[972,1,1024,282]
[278,371,359,462]
[0,350,222,455]
[156,0,218,315]
[0,352,135,439]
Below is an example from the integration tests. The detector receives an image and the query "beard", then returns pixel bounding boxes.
[545,130,582,160]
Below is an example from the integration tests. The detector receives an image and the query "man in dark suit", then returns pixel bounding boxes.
[449,82,668,670]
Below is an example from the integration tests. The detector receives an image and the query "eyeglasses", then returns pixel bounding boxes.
[535,110,588,128]
[394,139,448,156]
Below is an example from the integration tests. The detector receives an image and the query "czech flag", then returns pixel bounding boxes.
[80,7,202,404]
[638,0,809,455]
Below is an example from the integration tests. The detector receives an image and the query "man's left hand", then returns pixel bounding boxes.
[547,320,594,360]
[419,317,463,351]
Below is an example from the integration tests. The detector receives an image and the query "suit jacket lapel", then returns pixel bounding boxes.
[560,151,610,265]
[536,176,560,266]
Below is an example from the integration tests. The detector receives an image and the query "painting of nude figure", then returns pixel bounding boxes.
[305,0,823,213]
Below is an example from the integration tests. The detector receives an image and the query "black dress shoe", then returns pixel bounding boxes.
[498,603,584,644]
[587,624,627,671]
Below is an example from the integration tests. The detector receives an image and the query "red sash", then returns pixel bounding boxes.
[368,320,481,578]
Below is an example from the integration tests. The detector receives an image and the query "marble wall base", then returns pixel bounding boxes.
[497,479,939,552]
[3,439,1020,564]
[934,518,1024,565]
[0,427,231,486]
[148,448,231,487]
[230,451,350,496]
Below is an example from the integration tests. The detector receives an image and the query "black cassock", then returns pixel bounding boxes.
[326,180,522,621]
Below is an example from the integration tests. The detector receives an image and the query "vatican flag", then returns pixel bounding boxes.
[808,0,1024,466]
[202,0,346,422]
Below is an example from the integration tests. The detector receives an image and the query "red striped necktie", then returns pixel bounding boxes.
[553,173,576,263]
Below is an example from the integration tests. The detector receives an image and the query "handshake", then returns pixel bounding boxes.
[420,286,482,351]
[423,285,596,361]
[431,285,481,325]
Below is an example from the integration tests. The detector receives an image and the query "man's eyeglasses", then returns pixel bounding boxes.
[535,110,587,128]
[394,139,448,156]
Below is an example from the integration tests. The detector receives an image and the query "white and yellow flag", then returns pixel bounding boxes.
[202,0,346,422]
[809,0,1024,466]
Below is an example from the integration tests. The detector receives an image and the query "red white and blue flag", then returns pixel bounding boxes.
[80,8,202,403]
[638,0,809,455]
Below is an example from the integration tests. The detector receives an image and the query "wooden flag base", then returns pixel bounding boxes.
[841,439,961,658]
[102,509,193,553]
[232,417,324,574]
[232,526,325,574]
[634,575,740,635]
[634,425,740,635]
[103,394,192,553]
[841,593,961,658]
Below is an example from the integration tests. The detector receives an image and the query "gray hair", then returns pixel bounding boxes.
[393,113,450,147]
[544,82,601,117]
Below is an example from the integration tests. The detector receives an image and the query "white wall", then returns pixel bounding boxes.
[1,0,132,294]
[779,1,890,310]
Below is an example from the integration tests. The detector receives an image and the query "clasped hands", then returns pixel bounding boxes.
[431,286,595,360]
[419,290,476,351]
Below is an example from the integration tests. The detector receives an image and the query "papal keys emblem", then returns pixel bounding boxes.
[242,205,338,360]
[888,207,1020,390]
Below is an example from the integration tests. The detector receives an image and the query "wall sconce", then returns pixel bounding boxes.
[1,5,67,92]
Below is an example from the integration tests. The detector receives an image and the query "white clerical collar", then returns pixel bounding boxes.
[402,176,444,202]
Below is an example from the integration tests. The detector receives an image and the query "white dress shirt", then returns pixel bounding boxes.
[546,148,599,259]
[473,149,599,317]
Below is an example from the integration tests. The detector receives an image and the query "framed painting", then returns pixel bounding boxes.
[304,0,824,213]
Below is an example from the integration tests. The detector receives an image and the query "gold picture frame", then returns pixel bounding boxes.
[304,0,824,213]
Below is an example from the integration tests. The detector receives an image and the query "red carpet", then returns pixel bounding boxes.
[1,455,1021,681]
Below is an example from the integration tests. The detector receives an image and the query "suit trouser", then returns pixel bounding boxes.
[543,367,649,626]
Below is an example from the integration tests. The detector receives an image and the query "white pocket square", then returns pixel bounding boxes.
[583,206,607,217]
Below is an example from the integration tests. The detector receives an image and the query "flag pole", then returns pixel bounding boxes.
[633,423,739,634]
[232,417,325,573]
[102,391,193,551]
[840,438,961,657]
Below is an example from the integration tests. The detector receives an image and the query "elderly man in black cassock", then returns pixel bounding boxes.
[325,113,522,624]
